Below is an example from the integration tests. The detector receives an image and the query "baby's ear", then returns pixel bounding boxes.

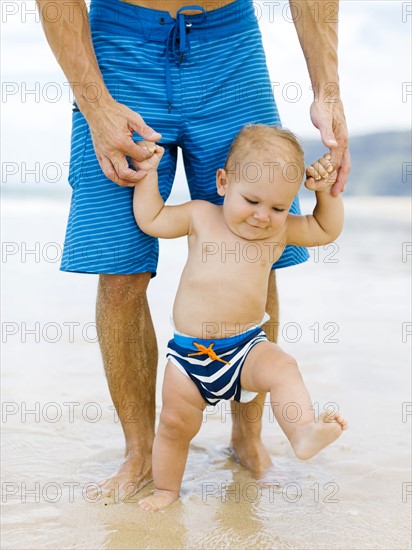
[216,168,228,196]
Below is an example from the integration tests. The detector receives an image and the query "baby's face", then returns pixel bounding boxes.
[217,153,301,241]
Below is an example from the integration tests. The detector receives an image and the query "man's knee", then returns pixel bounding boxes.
[98,272,152,305]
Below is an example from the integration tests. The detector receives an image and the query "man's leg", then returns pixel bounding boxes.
[230,270,279,476]
[94,272,157,499]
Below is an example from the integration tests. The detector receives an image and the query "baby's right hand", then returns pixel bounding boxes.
[305,153,337,191]
[130,142,164,174]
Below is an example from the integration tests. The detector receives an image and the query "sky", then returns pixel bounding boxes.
[1,0,411,188]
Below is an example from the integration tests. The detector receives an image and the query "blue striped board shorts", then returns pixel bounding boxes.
[167,325,268,406]
[60,0,309,274]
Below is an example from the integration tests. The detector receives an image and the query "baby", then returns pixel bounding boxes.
[132,124,348,511]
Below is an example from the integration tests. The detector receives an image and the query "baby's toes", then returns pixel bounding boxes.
[320,410,339,423]
[333,413,348,430]
[340,417,349,430]
[138,499,156,512]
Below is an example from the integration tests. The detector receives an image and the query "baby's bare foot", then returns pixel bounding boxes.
[138,489,179,512]
[291,411,348,460]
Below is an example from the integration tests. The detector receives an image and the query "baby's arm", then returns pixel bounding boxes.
[132,143,195,238]
[286,154,344,247]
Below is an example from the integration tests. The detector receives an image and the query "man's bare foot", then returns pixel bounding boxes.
[230,396,273,476]
[230,435,273,477]
[87,451,152,503]
[290,411,348,460]
[138,489,179,512]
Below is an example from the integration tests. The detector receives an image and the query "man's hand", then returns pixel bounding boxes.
[85,99,162,187]
[305,153,337,192]
[307,98,351,196]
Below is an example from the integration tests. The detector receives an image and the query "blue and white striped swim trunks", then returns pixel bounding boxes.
[61,0,309,274]
[167,325,268,406]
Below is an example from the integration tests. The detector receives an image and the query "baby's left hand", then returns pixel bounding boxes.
[305,153,338,191]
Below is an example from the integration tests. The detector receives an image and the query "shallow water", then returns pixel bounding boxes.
[1,196,411,549]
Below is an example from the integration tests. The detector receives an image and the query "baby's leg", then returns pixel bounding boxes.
[240,343,348,460]
[138,361,205,512]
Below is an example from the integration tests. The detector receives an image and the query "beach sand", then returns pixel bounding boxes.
[1,195,411,549]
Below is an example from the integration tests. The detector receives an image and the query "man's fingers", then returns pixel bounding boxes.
[129,115,162,142]
[331,148,351,196]
[318,117,338,149]
[87,103,163,186]
[112,153,149,183]
[310,100,349,195]
[100,156,121,185]
[100,155,147,186]
[317,113,344,164]
[329,143,344,167]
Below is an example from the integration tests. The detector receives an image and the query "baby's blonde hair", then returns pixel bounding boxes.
[224,124,305,186]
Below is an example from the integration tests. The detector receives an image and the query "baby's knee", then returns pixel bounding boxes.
[158,409,194,441]
[276,353,299,373]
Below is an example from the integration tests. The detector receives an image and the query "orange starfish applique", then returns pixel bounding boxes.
[188,342,231,365]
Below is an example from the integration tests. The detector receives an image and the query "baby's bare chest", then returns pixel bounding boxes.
[202,240,273,269]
